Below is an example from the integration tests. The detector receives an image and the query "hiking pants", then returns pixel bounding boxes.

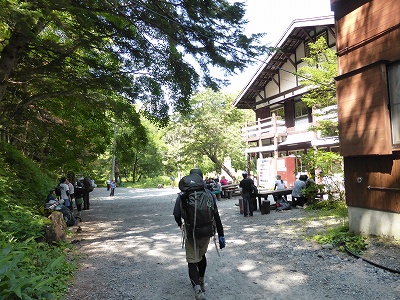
[243,192,253,216]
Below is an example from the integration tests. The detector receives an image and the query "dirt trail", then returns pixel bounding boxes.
[66,188,400,300]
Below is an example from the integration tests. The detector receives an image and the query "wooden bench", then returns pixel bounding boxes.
[222,184,240,199]
[257,188,293,212]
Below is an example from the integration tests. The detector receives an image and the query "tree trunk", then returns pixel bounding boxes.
[206,153,237,182]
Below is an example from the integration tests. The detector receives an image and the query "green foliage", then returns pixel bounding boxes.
[296,37,338,135]
[305,199,348,218]
[0,0,267,176]
[0,141,56,207]
[0,242,76,300]
[305,200,367,254]
[166,89,248,179]
[297,37,337,108]
[301,148,343,177]
[96,111,167,183]
[0,142,75,299]
[123,176,172,188]
[312,225,367,254]
[301,182,324,204]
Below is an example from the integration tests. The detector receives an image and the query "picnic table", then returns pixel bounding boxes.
[221,183,240,199]
[256,188,293,212]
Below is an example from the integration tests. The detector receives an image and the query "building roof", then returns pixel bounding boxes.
[234,15,335,110]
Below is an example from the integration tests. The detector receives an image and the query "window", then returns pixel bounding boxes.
[388,61,400,145]
[271,107,284,119]
[295,101,308,119]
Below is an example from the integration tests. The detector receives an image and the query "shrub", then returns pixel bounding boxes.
[0,141,75,299]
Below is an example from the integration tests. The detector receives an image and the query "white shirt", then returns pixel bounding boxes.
[68,182,74,195]
[275,180,285,190]
[59,183,69,199]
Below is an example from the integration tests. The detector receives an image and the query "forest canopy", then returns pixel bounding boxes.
[0,0,266,174]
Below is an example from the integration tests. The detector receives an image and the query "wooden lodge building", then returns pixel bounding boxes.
[234,16,338,189]
[331,0,400,238]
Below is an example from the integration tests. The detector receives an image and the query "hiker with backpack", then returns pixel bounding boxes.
[173,168,225,300]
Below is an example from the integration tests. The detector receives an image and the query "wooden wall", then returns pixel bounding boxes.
[336,63,392,156]
[284,101,295,129]
[335,0,400,74]
[333,0,400,213]
[345,156,400,212]
[335,0,400,157]
[255,107,270,120]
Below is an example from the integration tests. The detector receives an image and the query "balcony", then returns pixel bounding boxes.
[242,106,339,154]
[241,115,286,143]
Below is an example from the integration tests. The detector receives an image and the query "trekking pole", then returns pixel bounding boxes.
[181,225,185,249]
[213,235,220,257]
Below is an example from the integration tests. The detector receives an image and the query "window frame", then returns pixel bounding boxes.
[388,61,400,146]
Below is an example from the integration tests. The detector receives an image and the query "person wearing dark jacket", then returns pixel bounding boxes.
[239,171,254,217]
[173,168,225,300]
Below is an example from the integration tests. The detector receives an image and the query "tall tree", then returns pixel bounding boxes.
[116,115,165,182]
[168,89,248,181]
[0,1,266,172]
[296,37,343,200]
[297,37,338,136]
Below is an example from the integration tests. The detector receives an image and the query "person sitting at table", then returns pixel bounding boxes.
[213,178,222,200]
[291,174,308,207]
[220,176,228,186]
[274,175,287,201]
[219,176,228,197]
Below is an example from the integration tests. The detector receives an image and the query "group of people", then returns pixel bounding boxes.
[273,173,315,207]
[45,176,94,224]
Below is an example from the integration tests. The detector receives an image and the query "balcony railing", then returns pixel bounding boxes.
[242,106,339,153]
[241,116,286,142]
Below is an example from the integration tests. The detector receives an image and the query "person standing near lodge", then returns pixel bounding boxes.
[239,171,254,217]
[220,176,228,186]
[173,168,225,300]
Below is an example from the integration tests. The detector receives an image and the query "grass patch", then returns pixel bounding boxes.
[311,224,367,254]
[121,176,172,189]
[303,200,367,254]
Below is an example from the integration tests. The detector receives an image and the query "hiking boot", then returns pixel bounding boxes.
[199,277,205,292]
[193,285,206,300]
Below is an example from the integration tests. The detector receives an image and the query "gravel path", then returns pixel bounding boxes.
[66,187,400,300]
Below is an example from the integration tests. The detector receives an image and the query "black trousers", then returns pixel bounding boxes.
[83,191,90,210]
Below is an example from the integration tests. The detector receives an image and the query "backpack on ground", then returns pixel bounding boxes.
[275,196,291,211]
[52,204,76,226]
[179,174,215,239]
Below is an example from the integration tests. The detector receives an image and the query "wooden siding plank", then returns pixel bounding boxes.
[338,0,400,47]
[338,29,400,74]
[344,156,400,212]
[336,64,392,156]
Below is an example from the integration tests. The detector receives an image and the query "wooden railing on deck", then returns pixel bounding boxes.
[241,116,286,142]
